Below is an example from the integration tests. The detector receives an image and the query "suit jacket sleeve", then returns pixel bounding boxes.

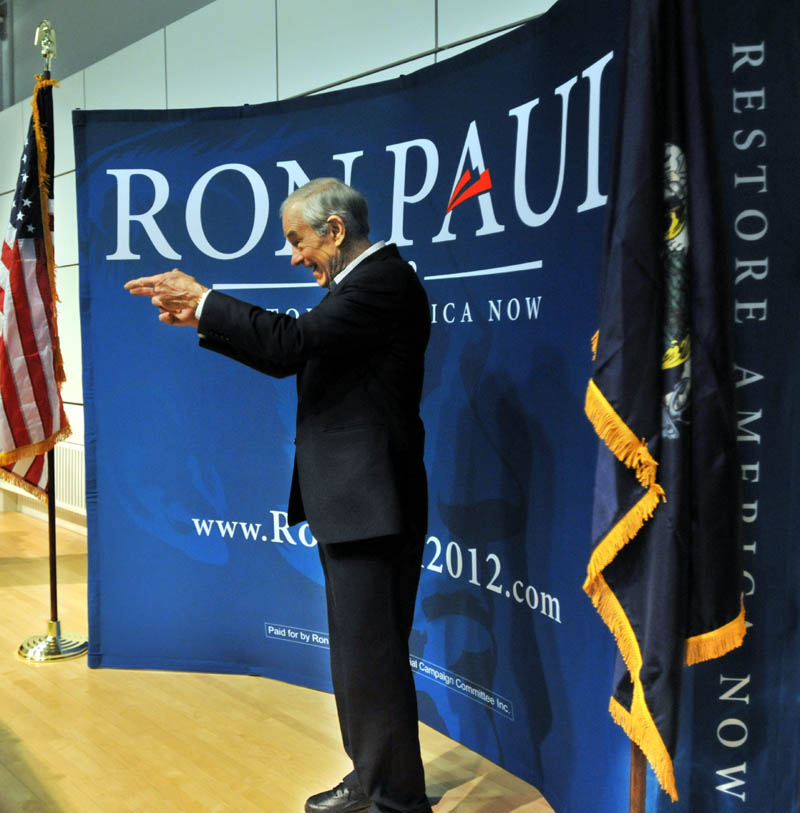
[197,292,304,378]
[197,256,421,374]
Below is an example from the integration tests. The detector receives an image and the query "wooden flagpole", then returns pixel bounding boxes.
[629,742,647,813]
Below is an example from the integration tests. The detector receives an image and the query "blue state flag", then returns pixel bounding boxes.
[583,0,746,800]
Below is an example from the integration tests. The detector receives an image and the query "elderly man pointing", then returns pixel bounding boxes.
[125,178,433,813]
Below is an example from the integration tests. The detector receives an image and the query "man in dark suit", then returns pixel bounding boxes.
[125,178,433,813]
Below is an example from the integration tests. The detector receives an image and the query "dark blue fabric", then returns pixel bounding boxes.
[588,0,745,801]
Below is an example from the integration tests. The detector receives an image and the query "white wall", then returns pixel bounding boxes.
[0,0,557,490]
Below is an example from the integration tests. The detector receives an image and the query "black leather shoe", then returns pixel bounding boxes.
[304,782,370,813]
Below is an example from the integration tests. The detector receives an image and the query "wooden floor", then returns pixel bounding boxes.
[0,510,554,812]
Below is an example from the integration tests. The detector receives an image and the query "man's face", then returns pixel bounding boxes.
[282,203,342,287]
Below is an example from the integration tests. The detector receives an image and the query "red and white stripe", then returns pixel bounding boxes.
[0,197,67,496]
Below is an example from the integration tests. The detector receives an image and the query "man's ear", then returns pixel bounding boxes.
[327,215,346,246]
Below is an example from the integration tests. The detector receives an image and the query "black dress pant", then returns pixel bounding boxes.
[317,533,432,813]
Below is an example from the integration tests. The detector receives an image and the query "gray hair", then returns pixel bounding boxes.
[280,178,370,243]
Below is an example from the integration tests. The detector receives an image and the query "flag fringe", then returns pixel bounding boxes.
[584,572,643,693]
[0,465,48,502]
[583,484,663,587]
[0,424,72,468]
[584,374,678,800]
[583,377,666,584]
[587,572,679,802]
[585,378,663,489]
[585,372,745,801]
[31,76,67,387]
[0,468,47,503]
[685,600,746,666]
[610,695,679,802]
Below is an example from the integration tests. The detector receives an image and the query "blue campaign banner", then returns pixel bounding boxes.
[73,0,798,810]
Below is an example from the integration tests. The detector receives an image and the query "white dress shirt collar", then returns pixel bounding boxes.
[330,240,386,287]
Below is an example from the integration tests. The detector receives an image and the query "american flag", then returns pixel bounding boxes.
[0,78,70,500]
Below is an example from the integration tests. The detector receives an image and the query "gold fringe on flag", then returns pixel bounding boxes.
[586,571,680,802]
[685,600,746,666]
[610,695,679,803]
[31,76,67,387]
[583,371,678,798]
[0,431,69,467]
[583,377,666,585]
[583,368,746,800]
[0,463,56,498]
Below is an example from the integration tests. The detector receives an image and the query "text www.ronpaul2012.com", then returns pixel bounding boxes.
[191,512,561,623]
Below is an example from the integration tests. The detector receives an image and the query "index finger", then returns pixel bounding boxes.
[123,274,162,291]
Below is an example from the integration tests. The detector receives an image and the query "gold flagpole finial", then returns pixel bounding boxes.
[34,19,57,74]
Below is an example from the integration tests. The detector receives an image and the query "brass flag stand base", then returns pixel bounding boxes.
[19,619,88,662]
